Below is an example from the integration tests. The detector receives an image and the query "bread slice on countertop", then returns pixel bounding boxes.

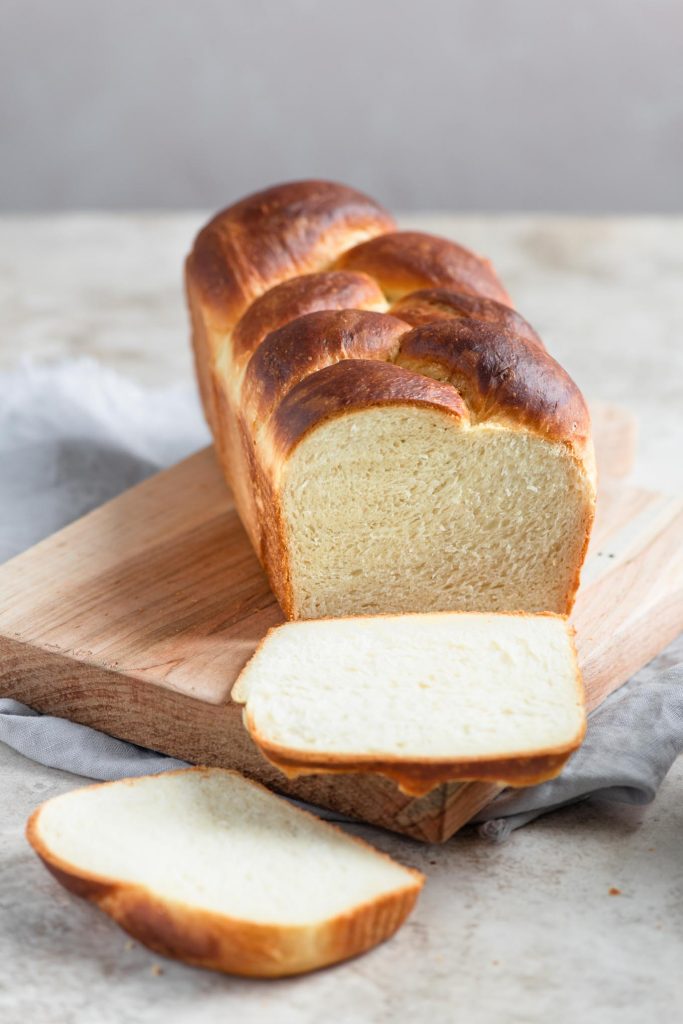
[26,767,423,978]
[232,612,586,796]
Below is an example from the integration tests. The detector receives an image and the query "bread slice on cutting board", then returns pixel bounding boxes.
[26,767,423,977]
[232,612,586,796]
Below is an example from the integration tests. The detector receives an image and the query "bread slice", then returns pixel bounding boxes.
[232,612,586,796]
[26,768,423,977]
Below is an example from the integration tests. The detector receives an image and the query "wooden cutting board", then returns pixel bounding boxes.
[1,403,681,842]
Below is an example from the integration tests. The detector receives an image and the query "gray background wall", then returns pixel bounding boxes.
[2,0,682,212]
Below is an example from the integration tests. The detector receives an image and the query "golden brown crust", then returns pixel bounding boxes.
[336,231,512,304]
[247,743,583,797]
[248,439,296,617]
[186,269,221,431]
[26,768,424,978]
[242,310,410,426]
[232,271,387,366]
[187,180,396,332]
[390,287,544,348]
[396,318,592,456]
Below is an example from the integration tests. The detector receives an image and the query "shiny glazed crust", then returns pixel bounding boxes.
[389,287,544,347]
[335,230,512,304]
[185,179,596,617]
[25,768,424,978]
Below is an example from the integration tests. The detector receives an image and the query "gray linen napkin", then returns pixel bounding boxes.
[1,361,682,837]
[0,359,208,563]
[473,662,683,838]
[0,699,188,778]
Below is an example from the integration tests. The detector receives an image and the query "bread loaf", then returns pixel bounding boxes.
[27,768,423,977]
[232,612,586,796]
[186,180,595,619]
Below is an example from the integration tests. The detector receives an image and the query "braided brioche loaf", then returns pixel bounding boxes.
[186,181,595,620]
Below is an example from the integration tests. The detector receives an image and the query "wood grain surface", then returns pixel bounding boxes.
[1,402,681,842]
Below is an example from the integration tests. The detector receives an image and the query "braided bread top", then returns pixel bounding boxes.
[188,180,395,332]
[187,180,593,473]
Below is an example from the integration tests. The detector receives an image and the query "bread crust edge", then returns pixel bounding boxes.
[25,767,424,978]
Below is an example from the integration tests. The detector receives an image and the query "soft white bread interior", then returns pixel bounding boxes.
[279,410,590,617]
[232,613,586,796]
[26,768,423,978]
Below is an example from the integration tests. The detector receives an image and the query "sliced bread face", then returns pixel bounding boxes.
[26,768,423,977]
[232,612,586,796]
[280,408,593,620]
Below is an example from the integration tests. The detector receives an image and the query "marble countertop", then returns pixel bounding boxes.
[0,214,681,1024]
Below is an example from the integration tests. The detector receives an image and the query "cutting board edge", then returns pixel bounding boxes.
[0,633,493,841]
